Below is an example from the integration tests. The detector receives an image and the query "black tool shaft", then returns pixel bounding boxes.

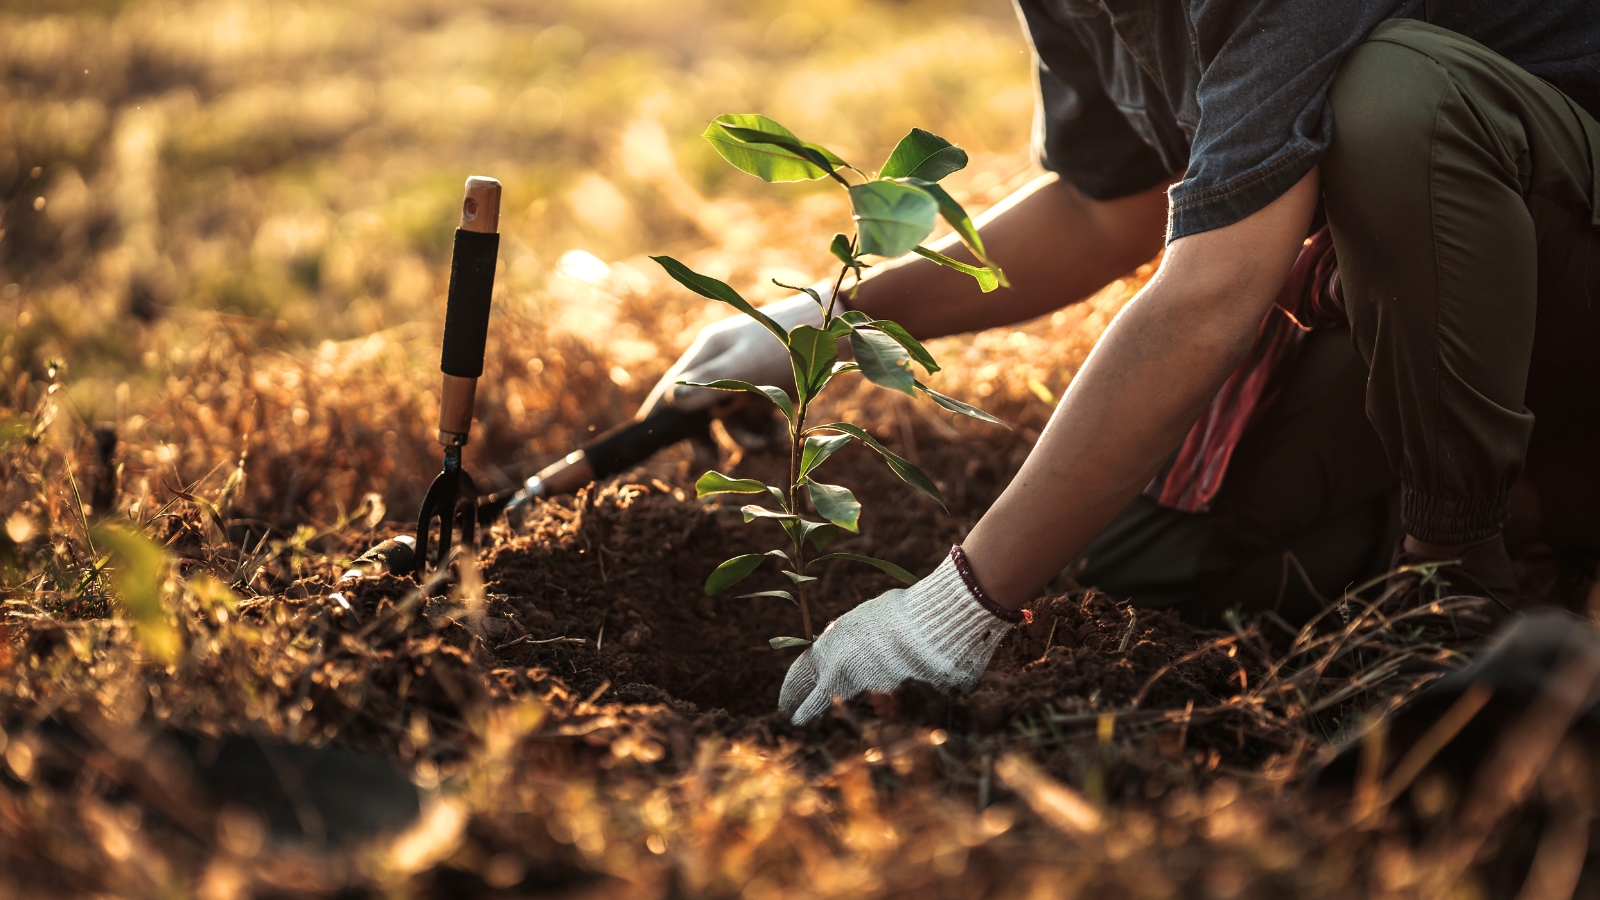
[477,406,713,524]
[440,228,499,379]
[586,406,712,480]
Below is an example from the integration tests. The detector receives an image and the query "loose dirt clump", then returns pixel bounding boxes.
[975,591,1254,726]
[437,446,1262,763]
[482,482,815,716]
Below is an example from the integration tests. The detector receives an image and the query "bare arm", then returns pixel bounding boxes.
[641,172,1172,417]
[848,173,1173,338]
[961,169,1322,606]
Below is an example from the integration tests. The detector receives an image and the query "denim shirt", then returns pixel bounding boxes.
[1018,0,1600,241]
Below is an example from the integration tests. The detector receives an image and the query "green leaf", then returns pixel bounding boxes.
[740,590,797,604]
[799,433,853,479]
[772,279,824,309]
[808,423,946,509]
[912,246,999,293]
[811,552,918,585]
[94,525,181,664]
[805,480,861,532]
[829,232,868,271]
[830,233,853,265]
[781,570,818,584]
[901,179,982,255]
[849,181,937,258]
[695,471,771,497]
[651,256,789,345]
[835,310,938,374]
[703,114,847,183]
[879,128,968,182]
[901,180,1010,287]
[869,319,939,374]
[766,548,794,565]
[770,636,813,649]
[706,554,765,594]
[678,378,793,419]
[788,323,839,396]
[783,518,840,552]
[848,329,915,396]
[916,381,1009,428]
[742,505,799,522]
[717,126,840,178]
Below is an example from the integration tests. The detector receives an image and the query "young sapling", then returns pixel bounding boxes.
[652,114,1007,649]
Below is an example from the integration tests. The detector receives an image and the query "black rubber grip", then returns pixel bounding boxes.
[440,229,500,377]
[585,407,712,480]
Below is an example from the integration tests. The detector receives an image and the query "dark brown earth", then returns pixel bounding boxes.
[360,425,1265,763]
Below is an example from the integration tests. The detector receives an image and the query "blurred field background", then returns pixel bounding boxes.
[1,0,1128,544]
[8,4,1589,898]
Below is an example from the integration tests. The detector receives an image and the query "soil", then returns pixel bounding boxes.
[353,427,1261,759]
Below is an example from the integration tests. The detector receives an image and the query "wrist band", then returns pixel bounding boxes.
[949,545,1032,625]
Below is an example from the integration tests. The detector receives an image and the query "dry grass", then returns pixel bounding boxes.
[3,0,1597,897]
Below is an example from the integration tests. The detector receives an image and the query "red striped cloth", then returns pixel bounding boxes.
[1148,226,1346,512]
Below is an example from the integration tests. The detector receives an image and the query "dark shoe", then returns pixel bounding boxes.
[1376,536,1523,639]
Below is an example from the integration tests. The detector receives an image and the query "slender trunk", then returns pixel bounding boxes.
[824,251,852,321]
[794,259,848,643]
[789,406,813,639]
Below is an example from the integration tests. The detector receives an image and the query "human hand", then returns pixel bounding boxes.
[638,284,833,417]
[778,548,1024,725]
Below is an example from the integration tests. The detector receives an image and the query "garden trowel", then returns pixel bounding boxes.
[413,176,501,574]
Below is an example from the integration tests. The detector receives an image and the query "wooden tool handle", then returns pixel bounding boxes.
[459,176,501,233]
[438,176,502,445]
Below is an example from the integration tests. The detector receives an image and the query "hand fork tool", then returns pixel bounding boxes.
[414,176,501,574]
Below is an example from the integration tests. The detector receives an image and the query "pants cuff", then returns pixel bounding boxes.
[1401,486,1508,545]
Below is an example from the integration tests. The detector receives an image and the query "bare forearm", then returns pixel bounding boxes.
[960,170,1322,606]
[847,174,1171,338]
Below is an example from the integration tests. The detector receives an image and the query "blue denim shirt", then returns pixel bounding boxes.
[1018,0,1600,241]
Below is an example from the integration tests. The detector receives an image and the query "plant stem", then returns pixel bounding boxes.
[799,579,813,641]
[788,401,814,640]
[824,251,853,321]
[797,251,852,643]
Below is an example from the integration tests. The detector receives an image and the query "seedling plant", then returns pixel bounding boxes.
[651,114,1007,649]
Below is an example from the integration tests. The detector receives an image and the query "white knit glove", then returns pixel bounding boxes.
[779,549,1026,725]
[639,283,833,416]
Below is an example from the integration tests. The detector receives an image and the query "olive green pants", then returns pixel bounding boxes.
[1325,19,1600,546]
[1077,20,1600,623]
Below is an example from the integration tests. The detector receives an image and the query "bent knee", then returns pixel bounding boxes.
[1327,28,1453,167]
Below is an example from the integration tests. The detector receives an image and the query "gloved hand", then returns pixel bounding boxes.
[638,283,833,417]
[779,548,1027,725]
